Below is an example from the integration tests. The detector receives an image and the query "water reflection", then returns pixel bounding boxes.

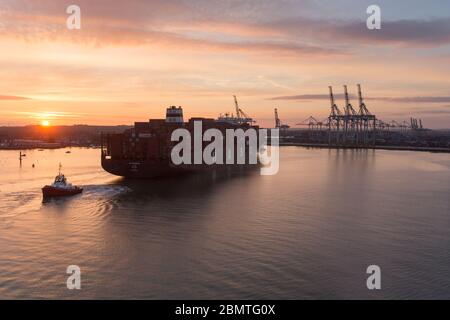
[0,147,449,299]
[110,167,260,201]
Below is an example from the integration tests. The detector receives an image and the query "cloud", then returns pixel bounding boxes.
[0,3,343,56]
[3,0,448,56]
[270,94,450,103]
[262,16,450,47]
[369,96,450,103]
[416,109,450,115]
[0,95,30,100]
[11,111,85,119]
[10,0,444,49]
[334,18,450,47]
[270,93,353,101]
[402,106,450,116]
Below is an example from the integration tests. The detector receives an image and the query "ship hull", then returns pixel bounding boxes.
[101,158,257,179]
[42,186,83,197]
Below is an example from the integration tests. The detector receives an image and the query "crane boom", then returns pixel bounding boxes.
[274,108,289,129]
[233,95,241,120]
[329,86,335,107]
[343,85,357,116]
[357,84,371,115]
[329,86,342,117]
[275,108,280,128]
[357,84,363,106]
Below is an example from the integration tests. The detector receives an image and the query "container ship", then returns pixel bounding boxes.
[101,98,260,178]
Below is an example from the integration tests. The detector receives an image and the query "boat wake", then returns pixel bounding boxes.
[0,184,131,228]
[0,191,42,228]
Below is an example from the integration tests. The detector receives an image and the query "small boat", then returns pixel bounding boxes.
[66,150,71,154]
[42,164,82,197]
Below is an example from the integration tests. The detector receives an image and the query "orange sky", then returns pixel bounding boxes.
[1,0,450,128]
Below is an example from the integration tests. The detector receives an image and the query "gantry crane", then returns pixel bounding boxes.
[274,108,290,129]
[233,95,255,124]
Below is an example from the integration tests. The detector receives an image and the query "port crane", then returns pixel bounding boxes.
[410,118,424,130]
[233,95,255,124]
[343,85,357,116]
[357,84,371,116]
[218,96,255,125]
[278,84,431,148]
[297,116,324,130]
[326,85,377,146]
[329,86,342,117]
[274,108,290,129]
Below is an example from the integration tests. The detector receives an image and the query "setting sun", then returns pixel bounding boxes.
[41,120,50,126]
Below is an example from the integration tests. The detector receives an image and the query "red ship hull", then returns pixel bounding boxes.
[42,186,83,197]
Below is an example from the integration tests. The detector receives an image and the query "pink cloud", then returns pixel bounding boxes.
[0,95,30,100]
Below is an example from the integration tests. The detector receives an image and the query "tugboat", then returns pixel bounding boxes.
[42,164,83,197]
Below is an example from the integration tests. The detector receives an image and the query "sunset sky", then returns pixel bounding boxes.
[0,0,449,128]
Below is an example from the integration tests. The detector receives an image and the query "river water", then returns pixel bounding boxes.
[0,147,449,299]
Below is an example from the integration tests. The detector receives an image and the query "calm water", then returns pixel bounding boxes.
[0,147,449,299]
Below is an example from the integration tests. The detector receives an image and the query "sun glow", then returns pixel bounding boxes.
[41,120,50,126]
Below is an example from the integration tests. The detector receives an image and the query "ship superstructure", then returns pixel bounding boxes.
[101,103,259,178]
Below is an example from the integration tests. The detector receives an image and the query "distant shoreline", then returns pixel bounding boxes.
[0,145,101,151]
[2,144,448,154]
[280,142,450,153]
